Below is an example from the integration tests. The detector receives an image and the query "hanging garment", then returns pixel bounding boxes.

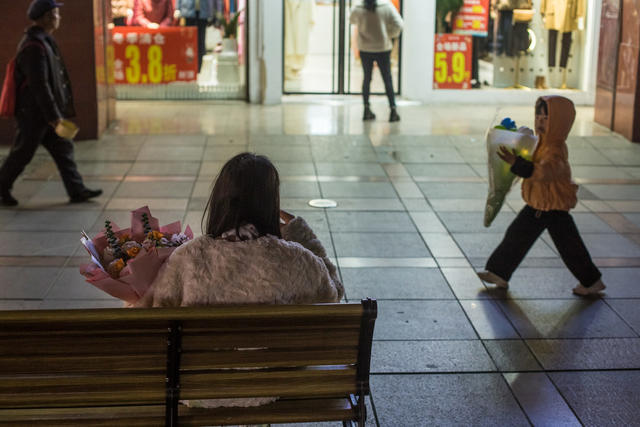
[540,0,586,32]
[494,0,532,11]
[548,29,572,67]
[284,0,316,78]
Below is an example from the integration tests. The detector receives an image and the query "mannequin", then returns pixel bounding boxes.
[541,0,586,88]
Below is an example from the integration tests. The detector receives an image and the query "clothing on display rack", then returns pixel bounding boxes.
[548,29,572,68]
[540,0,586,32]
[284,0,316,81]
[176,0,220,71]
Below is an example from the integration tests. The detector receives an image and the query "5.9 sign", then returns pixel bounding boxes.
[111,27,198,85]
[433,34,472,89]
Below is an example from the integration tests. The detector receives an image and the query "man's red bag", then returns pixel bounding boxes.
[0,58,17,118]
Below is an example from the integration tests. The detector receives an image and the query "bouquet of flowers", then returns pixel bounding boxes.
[79,206,193,304]
[484,118,538,227]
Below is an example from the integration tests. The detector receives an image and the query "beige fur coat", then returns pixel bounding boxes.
[135,216,343,308]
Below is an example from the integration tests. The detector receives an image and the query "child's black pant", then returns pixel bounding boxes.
[485,205,601,287]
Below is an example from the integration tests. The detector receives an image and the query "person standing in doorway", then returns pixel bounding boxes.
[175,0,218,72]
[350,0,403,122]
[0,0,102,207]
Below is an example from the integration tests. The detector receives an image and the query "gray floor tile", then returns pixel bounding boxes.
[340,267,454,300]
[528,338,640,370]
[332,232,430,258]
[327,211,416,232]
[439,211,516,233]
[114,181,195,198]
[292,211,329,232]
[279,181,320,198]
[0,232,79,256]
[606,299,640,335]
[274,162,316,176]
[39,299,124,309]
[418,182,488,199]
[396,147,466,163]
[331,198,404,211]
[440,267,491,299]
[0,267,59,298]
[483,340,542,372]
[497,299,637,339]
[312,146,378,162]
[320,182,397,198]
[315,162,386,177]
[405,163,480,178]
[0,300,42,310]
[579,233,640,258]
[249,145,312,162]
[550,371,640,427]
[504,372,581,427]
[46,267,119,300]
[372,340,495,373]
[374,301,476,340]
[129,161,200,176]
[460,300,520,339]
[137,145,204,161]
[370,374,529,426]
[584,184,640,200]
[599,268,640,298]
[4,210,101,232]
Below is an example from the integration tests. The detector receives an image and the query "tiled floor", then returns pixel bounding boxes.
[1,97,640,425]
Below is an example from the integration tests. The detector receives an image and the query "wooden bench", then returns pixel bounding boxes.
[0,299,377,426]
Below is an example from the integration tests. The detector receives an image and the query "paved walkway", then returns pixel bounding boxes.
[1,98,640,426]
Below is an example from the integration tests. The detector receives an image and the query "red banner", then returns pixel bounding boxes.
[453,0,490,36]
[111,27,198,85]
[433,34,472,90]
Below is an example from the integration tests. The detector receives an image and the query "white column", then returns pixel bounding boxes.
[401,0,435,102]
[248,0,283,104]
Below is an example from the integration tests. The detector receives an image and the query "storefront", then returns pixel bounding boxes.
[262,0,603,104]
[109,0,247,100]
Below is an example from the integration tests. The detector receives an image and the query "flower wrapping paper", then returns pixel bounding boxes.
[79,206,193,304]
[484,127,538,227]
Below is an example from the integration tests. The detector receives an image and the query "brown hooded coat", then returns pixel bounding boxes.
[521,96,578,211]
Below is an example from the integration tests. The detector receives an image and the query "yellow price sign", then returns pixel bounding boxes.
[433,34,472,89]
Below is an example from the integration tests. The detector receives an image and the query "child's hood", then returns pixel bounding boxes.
[540,95,575,143]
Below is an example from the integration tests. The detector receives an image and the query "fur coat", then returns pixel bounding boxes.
[521,95,578,211]
[350,0,404,52]
[135,216,343,308]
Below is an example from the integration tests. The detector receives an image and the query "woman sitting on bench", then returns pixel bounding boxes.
[135,151,343,307]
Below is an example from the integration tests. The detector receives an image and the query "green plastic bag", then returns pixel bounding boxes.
[484,126,538,227]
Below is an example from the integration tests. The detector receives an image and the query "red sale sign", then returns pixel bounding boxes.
[453,0,490,36]
[111,27,198,85]
[433,34,472,90]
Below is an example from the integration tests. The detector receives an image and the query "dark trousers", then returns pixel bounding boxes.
[185,16,208,72]
[548,30,572,68]
[485,205,602,287]
[0,112,84,197]
[360,50,396,108]
[113,17,127,26]
[496,10,513,56]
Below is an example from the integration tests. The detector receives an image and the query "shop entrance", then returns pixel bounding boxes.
[283,0,402,95]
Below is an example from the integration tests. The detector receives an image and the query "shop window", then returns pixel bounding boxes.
[109,0,246,100]
[433,0,587,90]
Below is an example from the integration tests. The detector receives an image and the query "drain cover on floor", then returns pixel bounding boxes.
[308,199,338,208]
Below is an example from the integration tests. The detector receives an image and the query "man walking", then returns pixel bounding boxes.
[0,0,102,206]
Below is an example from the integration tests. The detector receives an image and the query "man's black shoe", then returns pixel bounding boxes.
[70,188,103,203]
[1,191,18,207]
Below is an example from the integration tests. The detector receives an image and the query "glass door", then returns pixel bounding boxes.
[283,0,401,95]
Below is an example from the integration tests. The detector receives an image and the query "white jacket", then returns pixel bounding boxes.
[350,0,403,53]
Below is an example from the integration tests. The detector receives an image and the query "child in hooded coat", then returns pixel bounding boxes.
[478,95,605,296]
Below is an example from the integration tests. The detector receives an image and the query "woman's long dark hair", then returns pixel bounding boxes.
[364,0,377,11]
[204,153,281,239]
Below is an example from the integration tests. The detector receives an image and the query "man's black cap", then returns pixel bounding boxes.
[27,0,63,20]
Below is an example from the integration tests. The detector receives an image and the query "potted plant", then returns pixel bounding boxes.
[216,10,243,85]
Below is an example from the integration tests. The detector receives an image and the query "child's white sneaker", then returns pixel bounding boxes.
[572,279,606,296]
[477,270,509,289]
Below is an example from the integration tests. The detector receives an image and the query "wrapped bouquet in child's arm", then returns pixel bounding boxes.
[484,118,537,227]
